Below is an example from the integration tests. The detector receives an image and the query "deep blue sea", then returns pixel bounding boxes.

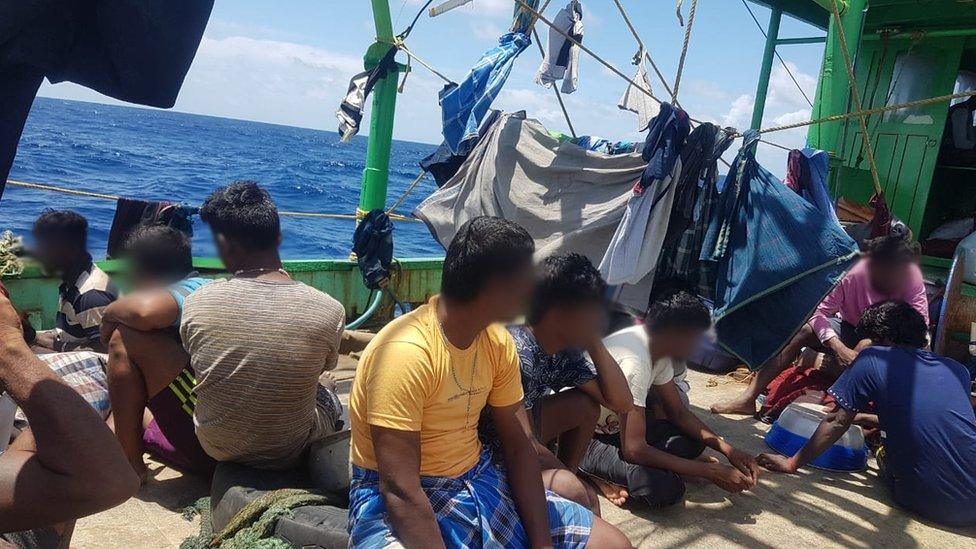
[3,98,443,259]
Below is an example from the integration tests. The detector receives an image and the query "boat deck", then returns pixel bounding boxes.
[72,356,976,547]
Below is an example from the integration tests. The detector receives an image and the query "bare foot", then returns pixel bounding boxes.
[586,475,629,507]
[709,397,756,416]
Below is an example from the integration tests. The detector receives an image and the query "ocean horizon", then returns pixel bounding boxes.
[3,97,445,260]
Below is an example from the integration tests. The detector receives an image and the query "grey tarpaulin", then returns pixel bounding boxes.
[414,111,646,265]
[0,1,214,202]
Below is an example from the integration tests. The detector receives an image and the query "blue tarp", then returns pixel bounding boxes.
[440,32,531,155]
[701,131,859,370]
[795,148,841,228]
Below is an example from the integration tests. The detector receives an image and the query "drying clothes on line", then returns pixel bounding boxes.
[106,198,196,259]
[415,111,646,264]
[573,135,638,155]
[420,110,502,187]
[441,32,531,155]
[337,47,399,143]
[783,148,840,227]
[700,130,859,370]
[535,0,583,94]
[599,104,690,286]
[654,123,734,297]
[618,49,660,132]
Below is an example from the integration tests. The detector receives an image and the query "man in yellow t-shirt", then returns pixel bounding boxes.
[347,217,630,548]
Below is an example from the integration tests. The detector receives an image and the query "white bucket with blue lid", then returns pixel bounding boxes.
[764,400,868,472]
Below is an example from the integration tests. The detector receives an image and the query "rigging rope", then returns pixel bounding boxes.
[830,0,883,196]
[5,179,423,224]
[671,0,698,104]
[739,0,813,108]
[610,0,679,106]
[385,170,429,215]
[393,40,454,84]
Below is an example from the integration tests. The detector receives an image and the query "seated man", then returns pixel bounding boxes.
[348,217,630,548]
[180,182,345,470]
[101,225,215,480]
[31,210,118,352]
[480,253,632,514]
[0,285,138,547]
[712,234,928,416]
[580,291,759,508]
[758,301,976,528]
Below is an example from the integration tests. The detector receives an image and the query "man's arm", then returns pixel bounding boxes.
[492,402,553,549]
[370,426,445,548]
[808,284,858,366]
[757,405,856,473]
[101,290,180,343]
[656,381,759,484]
[619,401,752,493]
[577,340,634,414]
[0,294,139,531]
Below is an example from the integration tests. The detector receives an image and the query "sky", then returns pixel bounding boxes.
[37,0,829,174]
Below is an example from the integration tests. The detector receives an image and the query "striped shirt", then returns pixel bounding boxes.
[180,277,345,469]
[53,259,118,351]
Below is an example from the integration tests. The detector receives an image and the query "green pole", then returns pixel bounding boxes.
[751,7,782,130]
[359,0,398,214]
[807,0,865,151]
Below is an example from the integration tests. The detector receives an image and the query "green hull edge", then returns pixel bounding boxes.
[2,256,445,331]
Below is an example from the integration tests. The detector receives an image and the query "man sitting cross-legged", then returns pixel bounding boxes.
[101,225,216,481]
[180,182,345,470]
[0,285,138,548]
[758,300,976,528]
[479,252,633,515]
[348,217,631,548]
[580,291,759,508]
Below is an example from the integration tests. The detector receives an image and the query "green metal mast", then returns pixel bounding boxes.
[359,0,399,215]
[751,7,782,129]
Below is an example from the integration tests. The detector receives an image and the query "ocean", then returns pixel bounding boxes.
[3,97,443,259]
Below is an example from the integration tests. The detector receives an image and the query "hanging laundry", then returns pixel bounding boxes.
[654,123,734,297]
[106,198,197,259]
[336,47,399,143]
[617,49,660,132]
[700,130,859,370]
[420,110,502,187]
[415,111,646,263]
[599,104,690,286]
[869,192,893,239]
[535,0,583,94]
[441,32,531,155]
[573,135,638,155]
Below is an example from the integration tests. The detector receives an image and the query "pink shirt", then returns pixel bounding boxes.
[809,260,929,343]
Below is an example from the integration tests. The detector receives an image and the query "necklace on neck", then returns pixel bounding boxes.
[233,267,289,278]
[439,320,480,429]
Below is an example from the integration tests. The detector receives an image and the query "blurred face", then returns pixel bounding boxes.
[482,260,536,323]
[867,259,913,296]
[549,301,607,348]
[652,326,704,362]
[33,236,77,276]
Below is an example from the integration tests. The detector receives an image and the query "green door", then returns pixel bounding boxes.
[836,36,963,237]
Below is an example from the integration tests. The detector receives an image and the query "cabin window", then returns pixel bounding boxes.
[884,52,939,125]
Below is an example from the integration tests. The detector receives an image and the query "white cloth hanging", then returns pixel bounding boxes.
[599,158,682,286]
[618,49,660,132]
[535,0,583,94]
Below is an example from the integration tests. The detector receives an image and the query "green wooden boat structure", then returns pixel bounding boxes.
[5,0,976,352]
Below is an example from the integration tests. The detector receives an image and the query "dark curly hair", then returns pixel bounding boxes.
[645,290,711,333]
[441,216,534,303]
[527,253,606,324]
[855,300,927,348]
[200,181,280,251]
[865,234,919,266]
[125,225,193,282]
[33,209,88,247]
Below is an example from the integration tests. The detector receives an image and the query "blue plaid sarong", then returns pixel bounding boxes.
[440,32,531,155]
[701,130,859,370]
[348,450,591,548]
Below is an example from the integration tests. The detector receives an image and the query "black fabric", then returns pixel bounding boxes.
[419,109,502,187]
[0,0,214,203]
[579,417,704,509]
[351,209,394,290]
[105,197,196,259]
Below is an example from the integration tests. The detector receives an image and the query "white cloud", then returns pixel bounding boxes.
[470,21,506,41]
